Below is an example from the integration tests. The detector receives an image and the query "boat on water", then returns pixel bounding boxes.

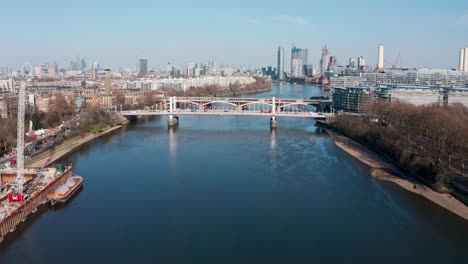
[48,175,83,204]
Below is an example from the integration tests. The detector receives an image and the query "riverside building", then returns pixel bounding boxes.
[330,68,468,87]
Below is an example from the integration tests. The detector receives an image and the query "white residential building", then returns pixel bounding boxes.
[125,76,256,92]
[0,79,14,93]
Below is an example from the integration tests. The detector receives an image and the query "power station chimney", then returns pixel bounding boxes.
[460,48,468,72]
[377,44,384,72]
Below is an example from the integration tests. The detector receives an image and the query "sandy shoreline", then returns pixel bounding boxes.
[26,125,124,168]
[325,129,468,221]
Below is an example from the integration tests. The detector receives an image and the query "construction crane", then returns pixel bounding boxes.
[14,80,26,196]
[10,64,31,201]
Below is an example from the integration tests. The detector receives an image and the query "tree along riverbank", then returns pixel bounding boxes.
[26,124,125,168]
[165,77,272,97]
[213,86,272,97]
[324,128,468,221]
[331,102,467,195]
[25,112,129,168]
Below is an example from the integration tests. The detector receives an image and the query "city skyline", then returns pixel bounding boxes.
[1,0,468,69]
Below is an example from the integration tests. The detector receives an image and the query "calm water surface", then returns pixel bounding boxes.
[1,83,468,263]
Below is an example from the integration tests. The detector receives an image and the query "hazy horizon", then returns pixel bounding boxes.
[2,0,468,70]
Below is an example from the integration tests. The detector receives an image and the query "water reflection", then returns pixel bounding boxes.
[270,128,276,151]
[168,125,177,161]
[4,83,468,263]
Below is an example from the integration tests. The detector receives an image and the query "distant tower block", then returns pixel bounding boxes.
[358,56,365,69]
[377,44,384,72]
[104,69,111,96]
[277,46,284,80]
[139,59,148,77]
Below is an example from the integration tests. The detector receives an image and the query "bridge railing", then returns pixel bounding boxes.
[121,108,331,117]
[168,97,323,103]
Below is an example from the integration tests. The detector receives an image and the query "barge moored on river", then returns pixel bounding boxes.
[48,175,83,205]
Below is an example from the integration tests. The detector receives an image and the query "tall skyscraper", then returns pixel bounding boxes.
[291,47,308,77]
[80,59,87,71]
[291,58,303,77]
[104,69,112,96]
[357,56,366,69]
[349,57,357,68]
[328,56,337,71]
[91,67,97,80]
[277,46,284,80]
[139,59,148,77]
[377,44,384,72]
[303,64,314,77]
[320,45,329,76]
[460,48,468,72]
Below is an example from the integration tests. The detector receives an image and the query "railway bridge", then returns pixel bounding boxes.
[120,96,333,128]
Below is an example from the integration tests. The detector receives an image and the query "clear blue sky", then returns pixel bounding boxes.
[2,0,467,70]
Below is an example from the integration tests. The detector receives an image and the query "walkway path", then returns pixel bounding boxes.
[26,126,122,168]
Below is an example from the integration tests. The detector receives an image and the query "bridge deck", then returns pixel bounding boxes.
[121,110,328,118]
[172,97,326,106]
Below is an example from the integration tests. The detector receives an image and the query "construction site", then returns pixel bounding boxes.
[0,70,80,244]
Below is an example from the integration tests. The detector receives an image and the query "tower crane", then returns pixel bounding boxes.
[14,81,26,196]
[8,64,31,202]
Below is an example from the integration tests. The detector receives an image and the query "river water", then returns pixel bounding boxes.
[1,83,468,263]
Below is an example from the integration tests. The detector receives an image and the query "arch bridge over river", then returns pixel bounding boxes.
[120,96,333,122]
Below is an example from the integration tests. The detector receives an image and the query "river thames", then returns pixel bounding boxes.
[1,83,468,263]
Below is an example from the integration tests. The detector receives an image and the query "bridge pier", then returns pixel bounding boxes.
[168,96,179,126]
[270,116,277,129]
[168,115,179,126]
[270,97,277,129]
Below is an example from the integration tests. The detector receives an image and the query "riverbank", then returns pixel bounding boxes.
[325,129,468,221]
[218,86,272,97]
[232,86,272,96]
[26,125,124,168]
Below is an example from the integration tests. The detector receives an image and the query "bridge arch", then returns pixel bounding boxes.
[173,100,200,107]
[280,103,315,109]
[201,101,237,107]
[238,102,274,109]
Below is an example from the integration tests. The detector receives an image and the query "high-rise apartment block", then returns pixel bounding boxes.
[358,56,366,69]
[104,69,112,95]
[291,47,308,77]
[328,56,337,71]
[277,46,284,80]
[139,59,148,77]
[320,46,329,76]
[349,58,357,68]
